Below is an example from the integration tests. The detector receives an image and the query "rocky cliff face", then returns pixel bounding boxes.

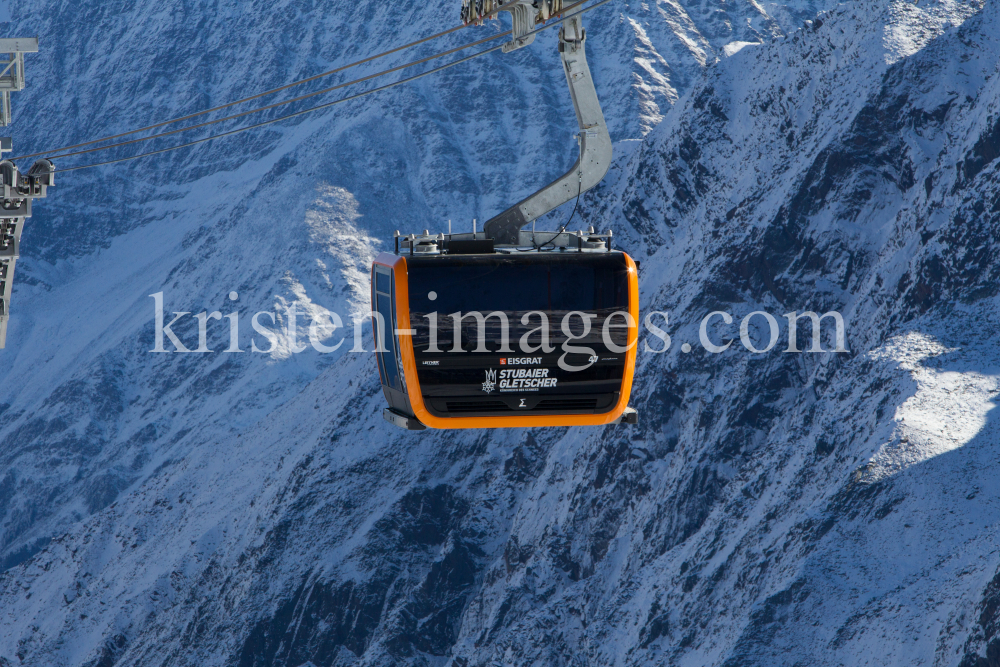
[2,0,1000,666]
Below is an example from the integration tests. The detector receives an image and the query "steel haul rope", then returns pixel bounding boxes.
[20,0,610,173]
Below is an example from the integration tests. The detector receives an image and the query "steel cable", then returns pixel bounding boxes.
[10,24,469,161]
[40,29,512,164]
[38,0,610,173]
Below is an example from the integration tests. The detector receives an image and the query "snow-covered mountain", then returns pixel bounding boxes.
[3,0,1000,666]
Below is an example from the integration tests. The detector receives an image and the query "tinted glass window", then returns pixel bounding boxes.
[407,254,630,353]
[376,293,401,391]
[372,272,387,387]
[408,256,626,314]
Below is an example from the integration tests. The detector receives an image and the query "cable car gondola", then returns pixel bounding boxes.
[374,3,639,430]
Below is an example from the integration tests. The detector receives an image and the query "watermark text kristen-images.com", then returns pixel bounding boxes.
[148,292,849,366]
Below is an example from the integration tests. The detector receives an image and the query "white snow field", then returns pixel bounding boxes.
[2,1,999,666]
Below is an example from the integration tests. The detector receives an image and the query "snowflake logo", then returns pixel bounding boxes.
[482,368,497,394]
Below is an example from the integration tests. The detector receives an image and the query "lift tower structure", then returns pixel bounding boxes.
[0,37,55,349]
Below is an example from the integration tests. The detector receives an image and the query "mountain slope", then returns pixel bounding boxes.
[0,0,835,588]
[5,1,1000,667]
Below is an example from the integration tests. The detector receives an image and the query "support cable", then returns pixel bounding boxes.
[39,30,511,163]
[10,24,469,161]
[49,0,610,174]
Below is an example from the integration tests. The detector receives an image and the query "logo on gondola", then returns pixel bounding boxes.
[519,398,527,408]
[503,357,542,365]
[482,369,497,394]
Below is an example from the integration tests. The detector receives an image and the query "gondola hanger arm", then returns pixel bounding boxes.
[482,3,612,245]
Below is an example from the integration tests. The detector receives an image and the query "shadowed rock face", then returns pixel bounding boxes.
[0,0,829,586]
[958,570,1000,667]
[3,1,1000,666]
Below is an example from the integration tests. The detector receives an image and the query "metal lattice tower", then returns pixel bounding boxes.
[0,38,38,126]
[0,37,53,349]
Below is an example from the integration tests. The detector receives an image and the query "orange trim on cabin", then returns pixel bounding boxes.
[372,251,639,430]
